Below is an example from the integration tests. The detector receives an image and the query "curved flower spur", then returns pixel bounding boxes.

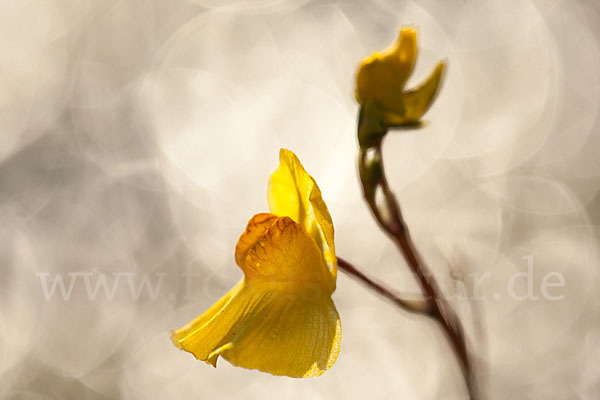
[171,149,341,378]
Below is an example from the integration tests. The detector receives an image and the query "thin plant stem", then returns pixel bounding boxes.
[337,257,430,315]
[358,142,477,399]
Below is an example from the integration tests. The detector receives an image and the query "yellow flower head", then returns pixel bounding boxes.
[355,26,446,130]
[171,149,341,378]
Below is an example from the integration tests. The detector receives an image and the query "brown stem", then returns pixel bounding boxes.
[337,257,431,315]
[359,142,477,399]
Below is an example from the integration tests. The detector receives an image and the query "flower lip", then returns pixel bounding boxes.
[236,213,335,293]
[268,148,337,283]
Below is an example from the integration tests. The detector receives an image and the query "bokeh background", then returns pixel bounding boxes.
[1,0,600,398]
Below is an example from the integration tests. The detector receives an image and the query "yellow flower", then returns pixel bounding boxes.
[355,26,446,129]
[171,149,341,378]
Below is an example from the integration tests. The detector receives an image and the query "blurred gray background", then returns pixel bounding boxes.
[1,0,600,398]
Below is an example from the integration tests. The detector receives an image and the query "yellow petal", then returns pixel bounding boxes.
[389,26,418,84]
[216,284,341,378]
[355,27,418,111]
[170,280,244,356]
[268,149,337,281]
[171,216,341,377]
[400,61,446,123]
